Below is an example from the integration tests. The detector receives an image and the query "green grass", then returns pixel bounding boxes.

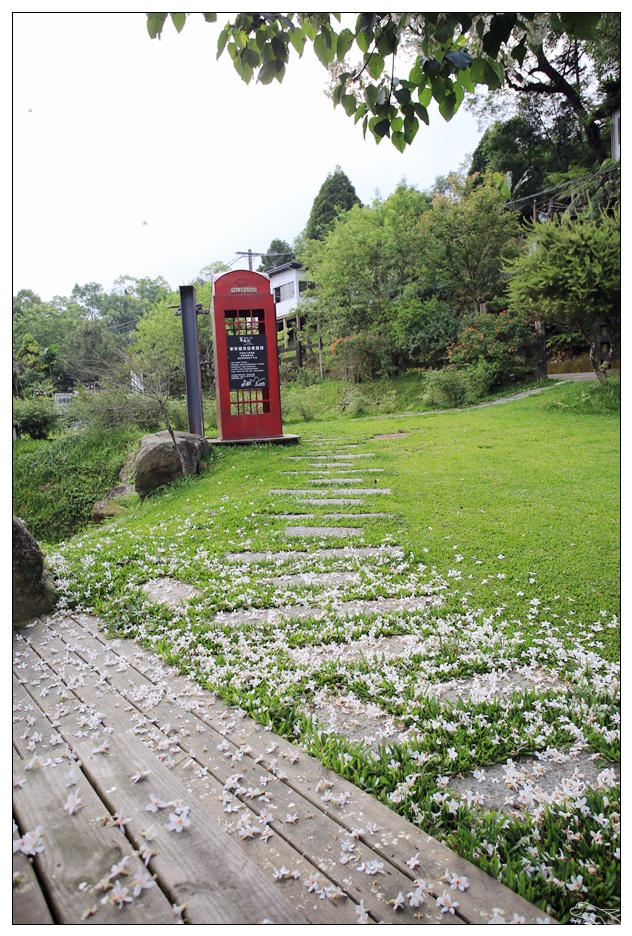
[39,377,620,921]
[12,427,142,544]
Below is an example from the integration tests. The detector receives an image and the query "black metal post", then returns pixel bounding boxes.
[179,285,205,437]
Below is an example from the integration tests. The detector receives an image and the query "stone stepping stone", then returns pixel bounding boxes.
[270,488,390,496]
[288,453,375,461]
[322,512,391,518]
[210,595,428,627]
[270,570,361,587]
[281,468,384,474]
[284,526,363,538]
[226,545,402,563]
[142,577,203,606]
[306,478,365,485]
[303,498,365,506]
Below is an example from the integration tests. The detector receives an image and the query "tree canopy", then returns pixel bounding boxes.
[305,167,361,241]
[506,211,620,383]
[258,238,295,271]
[147,13,607,151]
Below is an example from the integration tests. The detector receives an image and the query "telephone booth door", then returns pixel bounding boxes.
[211,270,283,441]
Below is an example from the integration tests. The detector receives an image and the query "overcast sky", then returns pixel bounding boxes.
[13,12,483,301]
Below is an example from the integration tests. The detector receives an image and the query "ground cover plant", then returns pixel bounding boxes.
[13,427,142,544]
[48,379,620,922]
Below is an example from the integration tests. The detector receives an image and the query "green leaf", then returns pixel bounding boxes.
[444,48,474,71]
[358,13,378,36]
[438,91,458,121]
[376,22,398,57]
[413,103,429,125]
[146,13,168,39]
[370,116,391,139]
[289,27,306,56]
[392,130,406,153]
[433,14,459,44]
[418,84,432,108]
[403,116,420,143]
[365,52,385,81]
[332,82,345,106]
[558,12,602,40]
[342,94,357,117]
[257,60,279,85]
[336,27,355,61]
[364,84,379,111]
[314,32,335,67]
[216,27,229,59]
[408,60,423,85]
[481,13,517,58]
[169,13,186,34]
[354,103,368,124]
[241,47,260,69]
[202,13,217,24]
[356,29,371,54]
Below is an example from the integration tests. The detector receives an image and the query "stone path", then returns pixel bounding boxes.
[136,434,618,824]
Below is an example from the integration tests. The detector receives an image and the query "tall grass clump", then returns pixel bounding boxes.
[13,427,140,544]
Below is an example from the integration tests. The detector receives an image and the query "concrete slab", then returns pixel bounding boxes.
[284,526,363,538]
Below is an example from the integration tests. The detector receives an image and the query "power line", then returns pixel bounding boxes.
[505,164,620,208]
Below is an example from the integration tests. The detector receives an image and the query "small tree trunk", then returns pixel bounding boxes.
[589,342,609,386]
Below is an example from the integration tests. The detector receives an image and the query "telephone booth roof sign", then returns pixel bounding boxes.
[213,270,270,295]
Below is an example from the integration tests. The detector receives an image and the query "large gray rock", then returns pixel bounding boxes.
[13,517,57,623]
[134,430,209,499]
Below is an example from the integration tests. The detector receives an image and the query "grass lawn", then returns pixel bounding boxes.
[48,378,620,923]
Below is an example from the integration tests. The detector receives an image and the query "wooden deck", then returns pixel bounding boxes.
[13,612,554,925]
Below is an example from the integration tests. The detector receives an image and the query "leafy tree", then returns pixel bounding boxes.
[467,14,620,212]
[305,167,361,241]
[258,238,294,271]
[302,183,429,341]
[392,297,461,368]
[105,275,171,338]
[417,173,522,312]
[505,212,620,384]
[195,260,230,283]
[147,13,605,150]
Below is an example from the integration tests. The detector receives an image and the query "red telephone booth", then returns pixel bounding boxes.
[211,270,283,441]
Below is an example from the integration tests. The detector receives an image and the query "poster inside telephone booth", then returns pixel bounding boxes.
[211,270,284,441]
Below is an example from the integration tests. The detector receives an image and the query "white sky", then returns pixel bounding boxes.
[12,12,482,301]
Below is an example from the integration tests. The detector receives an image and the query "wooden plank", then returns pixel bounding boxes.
[13,632,308,926]
[12,850,54,924]
[79,621,553,925]
[18,614,554,924]
[27,616,461,925]
[12,678,178,925]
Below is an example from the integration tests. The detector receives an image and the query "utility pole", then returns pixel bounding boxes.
[236,250,295,271]
[237,249,260,270]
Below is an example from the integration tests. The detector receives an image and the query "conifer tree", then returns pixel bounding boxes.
[305,166,361,241]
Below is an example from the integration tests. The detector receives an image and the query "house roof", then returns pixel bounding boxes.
[267,261,303,276]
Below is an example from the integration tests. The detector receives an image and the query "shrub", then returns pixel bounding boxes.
[330,330,398,382]
[13,395,59,439]
[421,368,472,408]
[339,388,373,417]
[448,307,535,382]
[393,298,461,368]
